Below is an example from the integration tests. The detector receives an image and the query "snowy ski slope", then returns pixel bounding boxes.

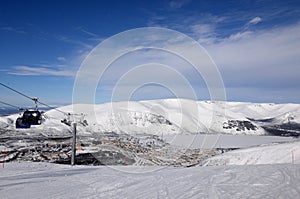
[0,162,299,198]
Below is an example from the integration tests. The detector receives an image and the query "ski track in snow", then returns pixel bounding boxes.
[0,162,300,198]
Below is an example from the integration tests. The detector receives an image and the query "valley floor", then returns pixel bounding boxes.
[0,162,299,198]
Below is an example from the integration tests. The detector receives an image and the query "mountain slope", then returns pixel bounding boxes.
[203,140,300,166]
[1,99,300,136]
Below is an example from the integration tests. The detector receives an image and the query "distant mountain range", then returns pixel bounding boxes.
[1,99,300,136]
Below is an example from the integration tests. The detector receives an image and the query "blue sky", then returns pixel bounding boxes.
[0,0,300,108]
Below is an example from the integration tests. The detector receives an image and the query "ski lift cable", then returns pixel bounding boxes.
[0,100,20,109]
[0,82,67,115]
[37,101,66,114]
[0,82,33,101]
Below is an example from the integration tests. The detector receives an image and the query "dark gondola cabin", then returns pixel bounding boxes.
[16,110,42,128]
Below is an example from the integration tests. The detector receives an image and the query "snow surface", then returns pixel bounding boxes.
[0,162,299,198]
[204,140,300,166]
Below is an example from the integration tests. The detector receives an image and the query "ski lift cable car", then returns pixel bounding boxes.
[0,98,42,128]
[0,82,89,129]
[16,97,43,128]
[0,82,66,114]
[0,82,69,128]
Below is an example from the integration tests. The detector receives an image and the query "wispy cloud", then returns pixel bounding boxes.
[227,31,252,41]
[190,23,218,44]
[147,11,227,45]
[206,22,300,92]
[1,26,26,34]
[249,16,262,25]
[191,24,215,36]
[7,65,75,77]
[189,15,263,43]
[78,27,98,37]
[226,16,262,42]
[57,56,66,62]
[76,27,106,43]
[55,35,93,49]
[169,0,191,9]
[134,8,300,102]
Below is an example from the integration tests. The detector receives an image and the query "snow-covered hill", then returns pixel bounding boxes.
[1,99,300,136]
[203,140,300,166]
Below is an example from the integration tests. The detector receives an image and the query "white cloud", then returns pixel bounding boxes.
[57,56,66,62]
[206,22,300,90]
[74,22,300,103]
[188,20,300,102]
[225,17,262,42]
[190,16,262,46]
[191,24,215,35]
[190,23,217,45]
[227,31,252,41]
[7,65,75,77]
[72,27,226,104]
[249,17,262,25]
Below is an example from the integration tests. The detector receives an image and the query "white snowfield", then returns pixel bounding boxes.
[2,98,299,136]
[204,140,300,166]
[0,162,299,199]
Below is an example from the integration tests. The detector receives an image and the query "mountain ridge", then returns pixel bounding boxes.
[1,98,299,136]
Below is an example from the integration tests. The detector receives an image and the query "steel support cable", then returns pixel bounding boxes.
[0,100,20,109]
[0,82,33,101]
[0,82,67,115]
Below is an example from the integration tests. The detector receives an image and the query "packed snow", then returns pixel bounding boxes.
[204,140,300,166]
[0,162,299,198]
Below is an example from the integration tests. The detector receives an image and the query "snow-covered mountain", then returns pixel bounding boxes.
[1,99,300,136]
